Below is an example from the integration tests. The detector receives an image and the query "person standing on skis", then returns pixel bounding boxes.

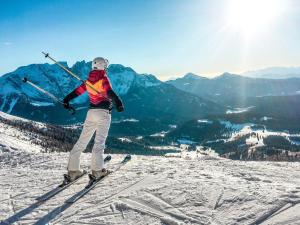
[63,57,124,181]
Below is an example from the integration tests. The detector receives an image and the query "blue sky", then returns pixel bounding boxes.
[0,0,300,80]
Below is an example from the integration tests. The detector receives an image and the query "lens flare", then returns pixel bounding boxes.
[226,0,285,37]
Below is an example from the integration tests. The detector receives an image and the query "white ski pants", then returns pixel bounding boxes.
[67,109,111,171]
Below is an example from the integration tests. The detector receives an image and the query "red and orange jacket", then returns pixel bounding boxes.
[64,70,123,111]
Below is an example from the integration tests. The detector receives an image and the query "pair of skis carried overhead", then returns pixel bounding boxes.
[23,52,103,114]
[36,154,131,203]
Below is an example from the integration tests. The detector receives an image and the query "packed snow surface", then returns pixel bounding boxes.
[1,154,300,224]
[1,114,300,225]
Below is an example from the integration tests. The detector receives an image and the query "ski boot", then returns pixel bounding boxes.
[59,170,84,187]
[85,168,110,188]
[91,168,110,179]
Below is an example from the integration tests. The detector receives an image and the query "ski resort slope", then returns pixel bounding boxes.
[0,116,300,224]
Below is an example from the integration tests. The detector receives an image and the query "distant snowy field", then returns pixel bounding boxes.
[1,115,300,224]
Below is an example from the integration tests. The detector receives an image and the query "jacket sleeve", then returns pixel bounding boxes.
[64,83,86,103]
[102,76,123,107]
[107,90,123,108]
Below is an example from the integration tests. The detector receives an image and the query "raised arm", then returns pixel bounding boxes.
[63,83,87,108]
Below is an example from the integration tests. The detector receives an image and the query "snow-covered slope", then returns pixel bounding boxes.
[1,114,300,225]
[0,111,47,155]
[108,64,160,95]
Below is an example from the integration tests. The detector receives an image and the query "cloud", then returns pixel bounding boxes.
[3,42,12,46]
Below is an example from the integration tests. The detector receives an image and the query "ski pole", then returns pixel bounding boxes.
[22,77,76,115]
[42,52,103,95]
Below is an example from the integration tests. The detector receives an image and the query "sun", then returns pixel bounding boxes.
[225,0,284,37]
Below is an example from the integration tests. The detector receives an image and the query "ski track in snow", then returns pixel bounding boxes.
[1,120,300,224]
[1,150,300,225]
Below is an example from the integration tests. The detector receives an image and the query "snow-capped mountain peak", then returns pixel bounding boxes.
[213,72,242,80]
[107,64,161,95]
[183,72,202,79]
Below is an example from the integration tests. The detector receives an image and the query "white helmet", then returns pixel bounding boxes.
[92,57,109,70]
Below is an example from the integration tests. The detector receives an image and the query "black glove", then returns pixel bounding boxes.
[63,91,78,109]
[117,104,124,112]
[107,90,124,112]
[63,98,70,109]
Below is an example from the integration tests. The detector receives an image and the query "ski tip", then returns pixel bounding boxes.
[122,154,131,163]
[105,155,112,161]
[22,77,28,83]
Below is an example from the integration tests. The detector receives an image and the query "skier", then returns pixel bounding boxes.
[63,57,124,182]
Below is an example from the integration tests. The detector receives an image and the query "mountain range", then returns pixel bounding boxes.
[0,62,224,124]
[242,66,300,79]
[2,62,300,128]
[167,72,300,107]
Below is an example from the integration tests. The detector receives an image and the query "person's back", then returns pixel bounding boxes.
[86,70,111,106]
[64,59,123,112]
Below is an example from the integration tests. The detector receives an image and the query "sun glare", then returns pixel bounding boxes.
[226,0,285,37]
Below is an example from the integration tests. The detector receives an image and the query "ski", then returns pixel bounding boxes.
[65,154,131,204]
[35,155,112,202]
